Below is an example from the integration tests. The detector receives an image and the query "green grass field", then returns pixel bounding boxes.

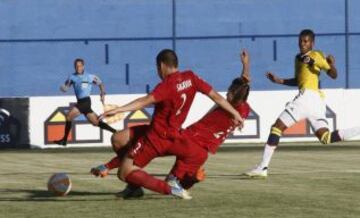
[1,143,360,218]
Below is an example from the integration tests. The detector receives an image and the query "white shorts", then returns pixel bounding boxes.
[278,89,328,132]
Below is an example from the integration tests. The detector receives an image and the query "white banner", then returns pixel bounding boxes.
[29,89,360,148]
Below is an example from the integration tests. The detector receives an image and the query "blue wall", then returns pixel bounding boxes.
[0,0,359,97]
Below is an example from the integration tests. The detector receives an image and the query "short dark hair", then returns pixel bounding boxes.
[228,77,250,105]
[156,49,178,68]
[74,58,85,68]
[299,29,315,41]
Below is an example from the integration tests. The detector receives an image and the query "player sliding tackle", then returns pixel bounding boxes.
[165,49,251,191]
[54,58,116,146]
[92,49,252,199]
[95,49,244,199]
[245,29,360,178]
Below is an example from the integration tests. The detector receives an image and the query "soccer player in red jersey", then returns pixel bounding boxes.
[92,49,252,199]
[162,49,251,191]
[94,49,244,199]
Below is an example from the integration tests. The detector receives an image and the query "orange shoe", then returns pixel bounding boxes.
[196,167,206,182]
[90,164,109,178]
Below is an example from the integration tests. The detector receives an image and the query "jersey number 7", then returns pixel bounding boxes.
[176,93,187,116]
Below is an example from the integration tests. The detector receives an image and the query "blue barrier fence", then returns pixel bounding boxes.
[0,0,359,97]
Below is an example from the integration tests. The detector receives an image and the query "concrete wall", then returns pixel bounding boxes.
[1,0,359,97]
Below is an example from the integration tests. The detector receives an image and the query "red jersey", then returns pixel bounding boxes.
[183,102,250,154]
[146,70,212,153]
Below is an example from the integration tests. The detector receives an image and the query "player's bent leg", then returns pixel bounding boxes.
[90,142,130,179]
[112,124,149,156]
[120,159,190,199]
[86,112,100,126]
[316,128,333,144]
[337,127,360,141]
[116,183,145,199]
[67,106,81,121]
[118,157,139,181]
[91,126,147,181]
[165,145,207,195]
[268,119,287,146]
[118,138,159,181]
[111,129,131,153]
[179,173,202,190]
[167,139,208,178]
[121,145,192,199]
[174,166,206,191]
[86,112,116,133]
[116,136,156,198]
[316,126,360,145]
[90,131,131,178]
[54,106,80,146]
[90,153,128,178]
[168,144,208,186]
[245,119,288,178]
[115,163,145,199]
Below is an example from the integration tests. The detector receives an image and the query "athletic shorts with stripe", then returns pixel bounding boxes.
[127,124,207,178]
[278,89,329,131]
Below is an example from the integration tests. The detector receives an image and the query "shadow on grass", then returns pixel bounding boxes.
[150,173,264,180]
[206,174,266,180]
[0,189,117,202]
[0,172,118,176]
[0,189,171,202]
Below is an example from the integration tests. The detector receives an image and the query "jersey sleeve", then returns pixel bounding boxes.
[151,82,171,102]
[191,72,212,95]
[91,75,102,85]
[314,51,331,72]
[66,75,74,85]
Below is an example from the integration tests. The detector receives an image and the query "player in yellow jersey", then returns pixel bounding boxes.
[245,29,360,178]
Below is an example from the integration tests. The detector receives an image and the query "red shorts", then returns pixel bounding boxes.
[128,125,161,168]
[127,125,208,177]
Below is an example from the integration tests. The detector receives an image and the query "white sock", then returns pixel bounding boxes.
[259,144,276,169]
[338,127,360,141]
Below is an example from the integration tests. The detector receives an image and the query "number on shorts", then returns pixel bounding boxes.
[176,93,187,116]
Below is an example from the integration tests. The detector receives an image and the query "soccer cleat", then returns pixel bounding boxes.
[167,175,192,200]
[53,139,67,146]
[244,166,268,178]
[90,164,109,178]
[196,167,206,182]
[116,184,144,199]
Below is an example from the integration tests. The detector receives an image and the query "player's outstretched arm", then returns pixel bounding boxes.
[100,94,156,119]
[326,55,337,79]
[266,72,297,86]
[207,90,244,127]
[92,75,106,104]
[240,49,250,82]
[60,78,71,93]
[98,83,106,104]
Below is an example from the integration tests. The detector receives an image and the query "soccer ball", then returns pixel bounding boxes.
[47,173,72,196]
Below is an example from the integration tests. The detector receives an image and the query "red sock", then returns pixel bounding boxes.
[125,170,171,195]
[104,156,121,170]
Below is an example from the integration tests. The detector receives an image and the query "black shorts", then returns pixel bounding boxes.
[76,97,93,115]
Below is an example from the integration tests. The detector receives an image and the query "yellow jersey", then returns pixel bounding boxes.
[294,50,331,91]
